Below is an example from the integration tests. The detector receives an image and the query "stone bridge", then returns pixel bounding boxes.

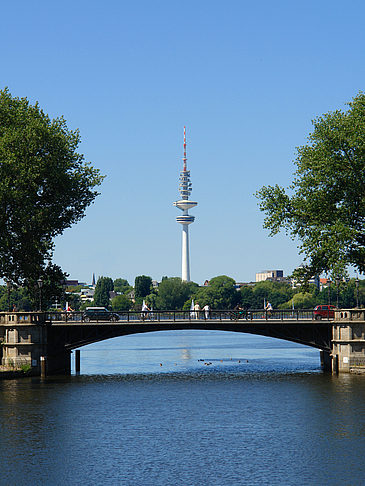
[0,309,364,375]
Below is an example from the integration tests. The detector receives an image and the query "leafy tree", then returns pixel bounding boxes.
[0,285,32,311]
[257,93,365,280]
[155,277,198,310]
[113,278,132,294]
[279,292,317,310]
[239,281,291,309]
[64,292,81,311]
[240,286,255,309]
[0,88,104,287]
[194,276,239,309]
[111,294,132,311]
[94,276,114,307]
[25,263,68,311]
[134,275,152,298]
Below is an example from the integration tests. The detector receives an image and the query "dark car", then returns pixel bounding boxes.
[314,304,335,320]
[82,307,119,322]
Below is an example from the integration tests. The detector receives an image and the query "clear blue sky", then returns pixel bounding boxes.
[2,0,364,285]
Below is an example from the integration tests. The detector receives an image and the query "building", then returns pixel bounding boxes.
[256,270,284,282]
[173,127,197,282]
[80,288,95,303]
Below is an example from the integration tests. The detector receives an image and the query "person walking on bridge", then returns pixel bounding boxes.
[194,302,201,320]
[203,304,210,319]
[141,301,150,320]
[265,301,273,318]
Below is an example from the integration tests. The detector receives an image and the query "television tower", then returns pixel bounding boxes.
[173,127,197,282]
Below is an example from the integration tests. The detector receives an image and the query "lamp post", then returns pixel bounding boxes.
[6,281,11,312]
[335,279,339,308]
[356,276,359,308]
[37,278,43,311]
[327,280,331,305]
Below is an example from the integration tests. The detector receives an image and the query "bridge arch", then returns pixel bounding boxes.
[48,319,332,355]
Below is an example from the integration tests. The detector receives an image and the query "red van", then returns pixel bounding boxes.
[314,305,335,320]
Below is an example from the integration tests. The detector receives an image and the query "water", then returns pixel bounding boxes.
[1,330,365,485]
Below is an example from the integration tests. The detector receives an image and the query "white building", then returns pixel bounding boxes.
[256,270,284,282]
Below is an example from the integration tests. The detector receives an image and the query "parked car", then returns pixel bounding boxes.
[314,304,335,320]
[82,307,119,322]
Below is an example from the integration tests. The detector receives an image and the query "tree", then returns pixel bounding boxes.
[26,263,68,311]
[257,93,365,280]
[111,294,132,311]
[94,277,114,307]
[0,88,104,286]
[155,277,198,310]
[279,292,317,310]
[134,275,152,298]
[113,278,132,294]
[194,275,239,309]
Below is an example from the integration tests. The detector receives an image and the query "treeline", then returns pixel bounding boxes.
[0,275,364,312]
[73,275,365,311]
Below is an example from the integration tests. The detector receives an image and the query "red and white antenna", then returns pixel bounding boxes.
[183,126,187,171]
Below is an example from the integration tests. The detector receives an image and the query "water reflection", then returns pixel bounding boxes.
[3,332,365,485]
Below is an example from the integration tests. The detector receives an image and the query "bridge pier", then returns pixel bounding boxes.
[0,312,47,374]
[0,312,72,376]
[332,309,365,373]
[320,350,332,372]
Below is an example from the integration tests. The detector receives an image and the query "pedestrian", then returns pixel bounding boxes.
[194,302,201,319]
[265,301,273,318]
[203,304,210,319]
[141,301,150,320]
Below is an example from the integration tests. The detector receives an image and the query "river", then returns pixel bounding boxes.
[1,330,365,485]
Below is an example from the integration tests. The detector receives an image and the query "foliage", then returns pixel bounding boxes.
[239,278,365,309]
[0,88,104,286]
[134,275,152,298]
[20,364,32,373]
[194,276,239,309]
[111,294,132,311]
[64,292,81,311]
[113,278,132,295]
[93,276,114,308]
[25,263,68,311]
[0,285,32,311]
[279,292,317,310]
[257,93,365,280]
[155,278,198,310]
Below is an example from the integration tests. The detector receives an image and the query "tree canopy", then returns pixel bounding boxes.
[0,88,104,286]
[134,275,152,298]
[113,278,132,294]
[93,276,114,307]
[257,93,365,280]
[194,275,240,309]
[155,277,198,310]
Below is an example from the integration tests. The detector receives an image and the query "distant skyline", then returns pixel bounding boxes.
[1,0,364,285]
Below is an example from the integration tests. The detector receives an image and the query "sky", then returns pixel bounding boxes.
[1,0,364,286]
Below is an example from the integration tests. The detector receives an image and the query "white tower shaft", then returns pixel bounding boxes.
[181,224,190,282]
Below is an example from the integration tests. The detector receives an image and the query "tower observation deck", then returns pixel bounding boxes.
[173,127,197,282]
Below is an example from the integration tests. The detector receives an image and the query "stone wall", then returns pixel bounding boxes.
[332,309,365,372]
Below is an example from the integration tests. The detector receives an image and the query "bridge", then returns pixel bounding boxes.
[0,308,341,375]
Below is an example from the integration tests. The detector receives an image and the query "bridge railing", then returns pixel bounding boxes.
[45,308,332,323]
